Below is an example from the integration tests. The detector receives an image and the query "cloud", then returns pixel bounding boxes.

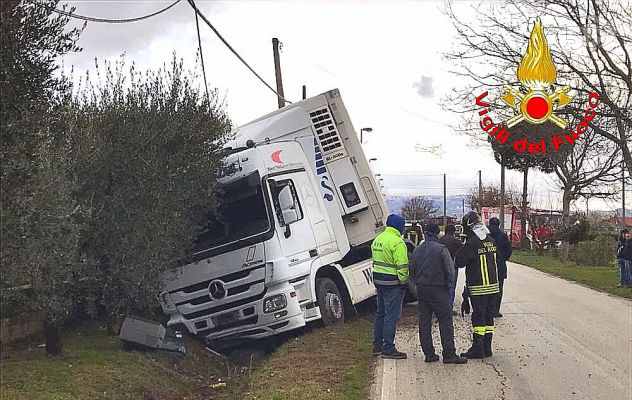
[413,75,434,98]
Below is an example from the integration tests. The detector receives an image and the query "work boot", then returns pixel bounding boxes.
[483,333,493,357]
[372,347,382,356]
[494,312,503,318]
[382,349,407,359]
[443,353,468,364]
[424,353,440,362]
[460,334,485,359]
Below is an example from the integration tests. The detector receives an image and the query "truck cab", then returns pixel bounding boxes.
[159,90,388,343]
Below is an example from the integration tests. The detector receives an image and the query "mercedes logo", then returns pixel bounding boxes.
[208,280,227,301]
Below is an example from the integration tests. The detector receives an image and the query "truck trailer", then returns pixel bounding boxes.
[158,89,389,343]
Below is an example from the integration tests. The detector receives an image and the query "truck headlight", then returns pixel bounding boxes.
[263,294,287,314]
[159,292,177,313]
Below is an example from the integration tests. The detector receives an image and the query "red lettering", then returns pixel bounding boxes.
[577,121,587,135]
[499,130,510,144]
[540,139,546,153]
[480,117,494,131]
[528,143,541,154]
[584,109,595,121]
[513,138,527,152]
[479,109,488,116]
[588,92,599,108]
[552,135,564,151]
[565,134,576,144]
[476,92,490,108]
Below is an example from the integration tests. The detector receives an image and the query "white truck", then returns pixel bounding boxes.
[159,89,388,343]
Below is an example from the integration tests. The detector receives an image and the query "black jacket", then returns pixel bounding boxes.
[488,225,512,280]
[410,234,455,288]
[618,238,632,261]
[455,229,499,296]
[438,233,462,260]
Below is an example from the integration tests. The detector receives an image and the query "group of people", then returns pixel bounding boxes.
[371,212,512,364]
[617,229,632,288]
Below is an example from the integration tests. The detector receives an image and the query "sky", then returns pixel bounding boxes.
[59,0,629,214]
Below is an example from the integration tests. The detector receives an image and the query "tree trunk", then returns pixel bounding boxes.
[44,315,62,356]
[520,168,529,249]
[559,187,572,261]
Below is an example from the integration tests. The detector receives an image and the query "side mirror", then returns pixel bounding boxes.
[278,185,298,237]
[278,185,294,212]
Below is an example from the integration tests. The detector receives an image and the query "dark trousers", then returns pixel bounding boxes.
[417,285,456,357]
[494,278,505,313]
[470,294,497,336]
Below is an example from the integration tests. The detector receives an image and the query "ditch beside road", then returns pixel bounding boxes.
[371,261,632,400]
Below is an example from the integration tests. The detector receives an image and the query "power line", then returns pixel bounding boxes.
[53,1,182,23]
[186,0,291,105]
[191,0,210,103]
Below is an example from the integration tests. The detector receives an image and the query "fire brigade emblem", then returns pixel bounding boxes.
[501,18,574,129]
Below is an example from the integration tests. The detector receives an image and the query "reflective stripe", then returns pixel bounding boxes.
[483,255,490,285]
[473,326,486,335]
[398,279,408,284]
[373,264,398,276]
[373,260,396,268]
[469,282,500,296]
[374,279,401,286]
[485,326,494,333]
[396,264,409,270]
[479,255,486,286]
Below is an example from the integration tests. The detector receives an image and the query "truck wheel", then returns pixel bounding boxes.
[316,278,345,326]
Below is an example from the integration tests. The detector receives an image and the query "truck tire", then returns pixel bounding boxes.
[316,278,345,326]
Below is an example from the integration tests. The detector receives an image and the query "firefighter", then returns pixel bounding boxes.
[372,214,409,359]
[455,211,500,359]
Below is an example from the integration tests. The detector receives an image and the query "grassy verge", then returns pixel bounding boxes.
[511,250,631,299]
[2,313,375,400]
[221,314,374,400]
[0,321,229,400]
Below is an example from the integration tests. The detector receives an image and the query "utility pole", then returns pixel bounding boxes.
[500,155,506,231]
[443,173,447,227]
[302,85,306,100]
[272,38,285,109]
[478,170,483,213]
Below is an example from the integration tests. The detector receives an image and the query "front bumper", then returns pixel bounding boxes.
[166,283,305,341]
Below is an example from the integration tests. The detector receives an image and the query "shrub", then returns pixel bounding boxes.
[570,235,617,266]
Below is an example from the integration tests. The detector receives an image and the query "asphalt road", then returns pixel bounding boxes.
[370,262,632,400]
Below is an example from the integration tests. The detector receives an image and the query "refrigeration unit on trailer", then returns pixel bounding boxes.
[159,89,389,342]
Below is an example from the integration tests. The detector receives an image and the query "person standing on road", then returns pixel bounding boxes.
[439,224,462,311]
[487,217,512,317]
[410,223,468,364]
[455,211,500,359]
[616,229,632,288]
[371,214,409,359]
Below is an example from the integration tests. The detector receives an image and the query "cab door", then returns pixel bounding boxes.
[268,171,318,270]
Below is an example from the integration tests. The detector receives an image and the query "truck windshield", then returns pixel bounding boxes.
[192,173,271,253]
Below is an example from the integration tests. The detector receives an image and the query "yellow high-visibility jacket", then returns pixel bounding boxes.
[371,227,409,286]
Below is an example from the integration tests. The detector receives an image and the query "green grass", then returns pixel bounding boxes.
[0,322,227,400]
[512,250,632,299]
[221,315,374,400]
[2,315,375,400]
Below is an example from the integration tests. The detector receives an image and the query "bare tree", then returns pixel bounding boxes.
[401,196,438,221]
[469,183,519,210]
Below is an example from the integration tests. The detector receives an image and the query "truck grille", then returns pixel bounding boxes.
[168,264,266,321]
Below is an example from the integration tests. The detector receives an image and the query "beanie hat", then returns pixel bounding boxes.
[386,214,405,234]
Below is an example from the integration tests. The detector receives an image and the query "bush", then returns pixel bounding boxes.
[569,235,617,266]
[69,57,231,322]
[558,218,593,245]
